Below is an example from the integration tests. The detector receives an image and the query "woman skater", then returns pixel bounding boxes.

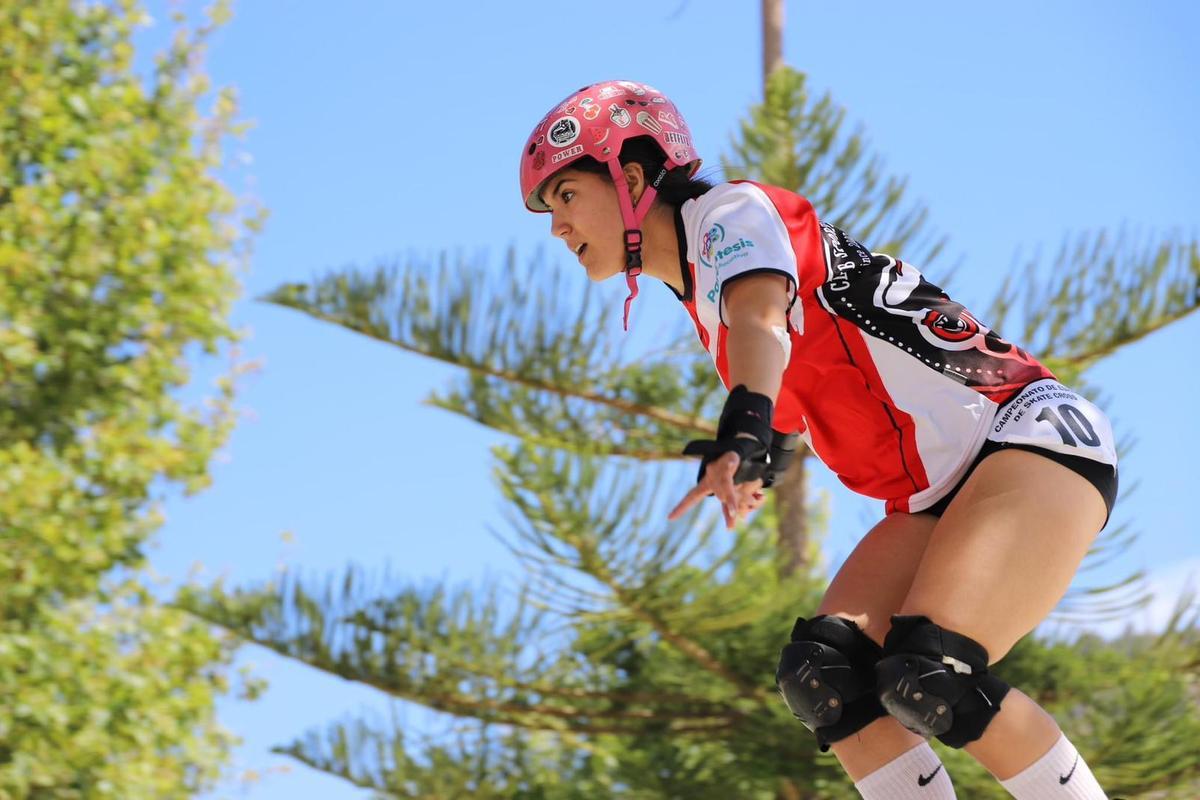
[520,79,1118,799]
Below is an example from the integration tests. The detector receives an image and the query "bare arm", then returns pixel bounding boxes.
[722,272,792,402]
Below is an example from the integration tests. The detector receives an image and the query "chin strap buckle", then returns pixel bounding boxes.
[623,229,643,269]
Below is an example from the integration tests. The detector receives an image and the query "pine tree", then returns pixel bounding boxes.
[181,68,1200,798]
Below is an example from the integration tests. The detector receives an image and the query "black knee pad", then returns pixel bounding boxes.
[775,615,886,751]
[875,615,1011,748]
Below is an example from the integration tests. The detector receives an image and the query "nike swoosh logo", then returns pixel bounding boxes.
[917,764,943,787]
[1060,755,1079,784]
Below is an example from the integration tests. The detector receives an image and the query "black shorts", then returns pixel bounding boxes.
[922,439,1119,526]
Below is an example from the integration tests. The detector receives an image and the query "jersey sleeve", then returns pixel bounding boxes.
[695,183,800,324]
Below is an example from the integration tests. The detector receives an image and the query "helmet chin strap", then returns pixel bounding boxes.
[607,160,666,331]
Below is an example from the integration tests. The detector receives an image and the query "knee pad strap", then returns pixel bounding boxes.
[776,615,886,751]
[875,615,1010,748]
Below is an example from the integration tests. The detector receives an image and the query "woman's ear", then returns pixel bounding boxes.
[623,161,647,204]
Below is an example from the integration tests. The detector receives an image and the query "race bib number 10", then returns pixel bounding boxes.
[987,379,1118,467]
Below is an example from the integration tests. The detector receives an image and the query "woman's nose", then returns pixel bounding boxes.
[551,213,570,240]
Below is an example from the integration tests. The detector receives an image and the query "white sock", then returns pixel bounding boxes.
[854,741,956,799]
[1000,734,1107,799]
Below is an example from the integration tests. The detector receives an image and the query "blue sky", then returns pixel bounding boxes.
[134,1,1199,797]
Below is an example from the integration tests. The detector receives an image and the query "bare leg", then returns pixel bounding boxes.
[899,448,1107,779]
[816,511,937,781]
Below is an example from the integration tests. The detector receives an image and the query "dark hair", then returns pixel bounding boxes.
[570,136,714,207]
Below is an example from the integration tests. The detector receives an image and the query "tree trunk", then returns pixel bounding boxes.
[760,5,814,793]
[762,0,784,94]
[759,1,808,581]
[774,449,810,577]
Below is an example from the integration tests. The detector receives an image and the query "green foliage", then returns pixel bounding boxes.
[180,455,841,796]
[0,583,241,798]
[264,254,722,460]
[986,230,1200,385]
[0,0,257,794]
[724,68,946,264]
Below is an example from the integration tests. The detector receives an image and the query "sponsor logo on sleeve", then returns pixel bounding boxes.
[699,222,755,270]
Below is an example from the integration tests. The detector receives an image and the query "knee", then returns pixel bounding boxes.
[874,615,1011,749]
[812,605,890,647]
[775,615,887,751]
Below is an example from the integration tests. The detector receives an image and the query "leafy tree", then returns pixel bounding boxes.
[0,0,258,795]
[182,68,1200,797]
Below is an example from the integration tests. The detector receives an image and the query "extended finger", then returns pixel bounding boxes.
[717,457,741,520]
[667,483,710,521]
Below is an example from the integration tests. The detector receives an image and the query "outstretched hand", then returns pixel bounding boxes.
[668,451,767,529]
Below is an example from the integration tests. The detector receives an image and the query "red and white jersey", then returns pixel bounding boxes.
[676,181,1116,514]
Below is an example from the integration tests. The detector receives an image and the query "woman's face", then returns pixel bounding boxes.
[541,168,627,283]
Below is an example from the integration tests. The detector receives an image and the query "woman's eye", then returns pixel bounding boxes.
[562,190,574,204]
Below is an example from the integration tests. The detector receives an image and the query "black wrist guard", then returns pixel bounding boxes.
[761,431,800,488]
[682,385,773,484]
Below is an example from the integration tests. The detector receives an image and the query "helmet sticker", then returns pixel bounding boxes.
[598,85,625,99]
[650,96,666,104]
[579,98,601,120]
[609,105,631,128]
[657,110,679,129]
[617,80,646,95]
[636,111,662,135]
[548,117,581,148]
[532,150,546,170]
[591,127,610,145]
[551,144,584,164]
[663,131,690,146]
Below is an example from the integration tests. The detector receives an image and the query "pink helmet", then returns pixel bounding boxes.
[520,80,700,329]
